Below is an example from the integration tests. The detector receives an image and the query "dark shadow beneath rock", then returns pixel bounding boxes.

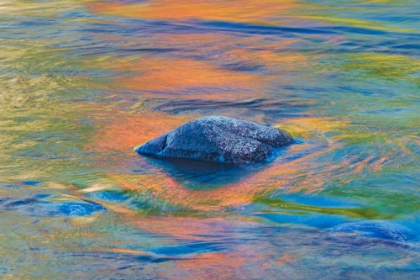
[141,155,277,190]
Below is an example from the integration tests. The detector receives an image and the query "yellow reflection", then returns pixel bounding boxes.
[297,15,416,33]
[278,117,350,138]
[69,215,99,227]
[337,53,420,80]
[0,0,83,17]
[88,246,154,256]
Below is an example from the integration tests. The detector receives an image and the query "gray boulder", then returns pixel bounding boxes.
[134,116,293,164]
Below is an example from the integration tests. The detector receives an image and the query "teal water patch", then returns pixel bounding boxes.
[257,212,349,229]
[150,241,225,256]
[84,189,132,203]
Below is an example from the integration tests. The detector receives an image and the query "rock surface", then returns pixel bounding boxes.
[135,116,293,164]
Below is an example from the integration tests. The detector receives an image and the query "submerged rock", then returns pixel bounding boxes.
[135,116,293,164]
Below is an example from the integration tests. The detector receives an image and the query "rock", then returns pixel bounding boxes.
[134,116,293,164]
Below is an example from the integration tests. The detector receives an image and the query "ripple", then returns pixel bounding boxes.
[327,220,419,243]
[0,194,106,217]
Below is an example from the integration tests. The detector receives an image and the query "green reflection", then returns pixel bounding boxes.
[254,197,385,219]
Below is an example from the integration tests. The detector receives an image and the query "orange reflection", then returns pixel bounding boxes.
[89,110,195,152]
[88,112,348,214]
[99,35,308,102]
[129,216,238,240]
[89,0,299,24]
[170,245,300,279]
[173,252,247,280]
[116,57,262,97]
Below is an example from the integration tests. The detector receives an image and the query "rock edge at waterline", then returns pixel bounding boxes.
[134,116,293,164]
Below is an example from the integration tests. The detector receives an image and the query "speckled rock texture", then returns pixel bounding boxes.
[135,116,293,164]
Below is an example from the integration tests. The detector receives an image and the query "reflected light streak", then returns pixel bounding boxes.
[89,0,299,24]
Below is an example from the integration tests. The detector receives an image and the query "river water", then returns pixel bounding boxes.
[1,0,419,278]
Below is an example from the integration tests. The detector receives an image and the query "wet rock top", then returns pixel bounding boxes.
[135,116,293,164]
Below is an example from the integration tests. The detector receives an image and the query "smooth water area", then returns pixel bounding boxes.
[1,0,419,278]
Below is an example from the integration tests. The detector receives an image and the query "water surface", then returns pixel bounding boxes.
[1,0,420,278]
